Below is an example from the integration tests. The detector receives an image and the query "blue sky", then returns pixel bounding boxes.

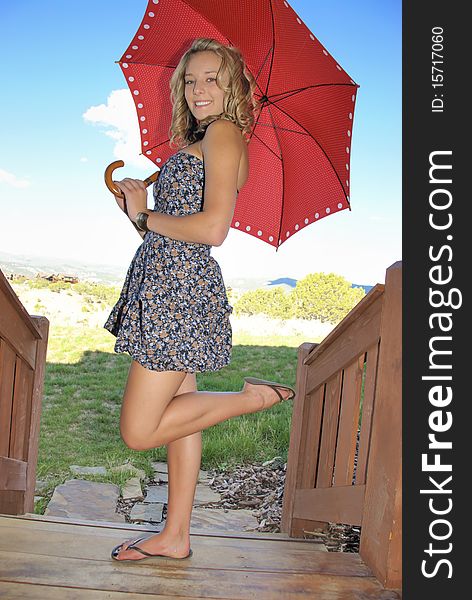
[0,0,401,285]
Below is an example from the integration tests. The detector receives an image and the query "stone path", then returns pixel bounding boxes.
[42,460,260,533]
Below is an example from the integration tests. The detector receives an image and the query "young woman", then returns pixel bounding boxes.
[104,38,295,562]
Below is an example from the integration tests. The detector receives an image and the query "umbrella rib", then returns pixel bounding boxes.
[265,82,359,104]
[265,104,285,247]
[247,89,270,146]
[255,122,310,136]
[264,0,276,99]
[251,129,282,161]
[253,47,274,97]
[269,102,350,207]
[148,138,171,152]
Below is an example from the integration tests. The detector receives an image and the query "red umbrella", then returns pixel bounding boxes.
[106,0,359,250]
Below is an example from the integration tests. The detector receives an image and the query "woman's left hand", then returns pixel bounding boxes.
[112,178,148,222]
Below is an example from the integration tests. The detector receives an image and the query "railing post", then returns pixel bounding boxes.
[24,316,49,513]
[360,262,402,589]
[281,342,328,536]
[0,271,49,515]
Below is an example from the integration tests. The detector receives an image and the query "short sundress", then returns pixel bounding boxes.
[103,151,233,373]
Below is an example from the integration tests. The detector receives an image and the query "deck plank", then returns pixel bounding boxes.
[0,519,365,577]
[0,581,225,599]
[0,515,401,599]
[1,514,326,546]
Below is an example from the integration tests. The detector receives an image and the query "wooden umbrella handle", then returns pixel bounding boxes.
[104,160,161,198]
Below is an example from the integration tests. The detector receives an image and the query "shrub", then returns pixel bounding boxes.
[292,273,365,324]
[234,287,293,319]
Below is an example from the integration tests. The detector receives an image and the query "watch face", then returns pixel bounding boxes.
[137,212,148,231]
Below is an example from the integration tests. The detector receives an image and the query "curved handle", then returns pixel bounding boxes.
[104,160,125,197]
[104,160,161,198]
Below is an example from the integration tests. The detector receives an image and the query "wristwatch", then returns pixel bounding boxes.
[135,211,150,232]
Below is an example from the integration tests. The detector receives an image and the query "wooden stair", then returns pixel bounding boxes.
[0,513,401,599]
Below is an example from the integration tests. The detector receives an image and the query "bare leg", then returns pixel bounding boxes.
[164,374,201,540]
[163,428,201,540]
[115,373,201,560]
[114,361,292,560]
[120,361,291,451]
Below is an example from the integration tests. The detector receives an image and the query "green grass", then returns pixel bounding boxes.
[35,322,317,513]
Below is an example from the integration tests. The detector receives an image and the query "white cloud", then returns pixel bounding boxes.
[80,157,88,163]
[83,89,151,171]
[0,168,31,189]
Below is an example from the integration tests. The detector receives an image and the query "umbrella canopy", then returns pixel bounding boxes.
[118,0,359,249]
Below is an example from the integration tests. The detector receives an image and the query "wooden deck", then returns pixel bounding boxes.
[0,514,401,599]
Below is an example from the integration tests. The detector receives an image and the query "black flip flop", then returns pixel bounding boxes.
[244,377,296,402]
[111,536,193,561]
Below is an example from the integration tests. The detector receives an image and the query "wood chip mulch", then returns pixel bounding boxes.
[206,458,360,553]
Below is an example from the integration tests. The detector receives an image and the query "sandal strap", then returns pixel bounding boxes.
[119,536,146,552]
[269,385,285,403]
[244,377,295,401]
[127,543,154,557]
[127,543,193,559]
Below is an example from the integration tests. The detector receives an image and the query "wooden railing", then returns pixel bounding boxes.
[281,262,402,589]
[0,270,49,514]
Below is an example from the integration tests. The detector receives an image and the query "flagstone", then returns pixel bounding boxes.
[193,483,221,505]
[122,477,144,500]
[154,471,168,483]
[190,507,258,532]
[130,502,164,523]
[151,461,168,473]
[198,469,211,482]
[143,485,168,504]
[45,479,124,522]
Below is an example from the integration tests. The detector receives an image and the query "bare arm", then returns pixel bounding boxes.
[144,119,243,246]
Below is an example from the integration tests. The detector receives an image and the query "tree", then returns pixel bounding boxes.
[233,286,294,319]
[291,273,365,323]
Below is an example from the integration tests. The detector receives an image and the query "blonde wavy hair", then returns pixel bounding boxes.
[169,38,260,149]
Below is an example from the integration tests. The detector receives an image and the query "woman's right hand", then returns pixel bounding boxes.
[112,181,146,238]
[112,183,129,216]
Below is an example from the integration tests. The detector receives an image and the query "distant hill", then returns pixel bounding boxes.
[0,250,127,286]
[226,276,372,295]
[225,275,297,292]
[268,277,298,289]
[0,250,373,294]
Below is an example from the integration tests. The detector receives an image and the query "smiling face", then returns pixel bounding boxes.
[184,51,229,122]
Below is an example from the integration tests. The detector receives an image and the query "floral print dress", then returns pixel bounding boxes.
[103,152,233,373]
